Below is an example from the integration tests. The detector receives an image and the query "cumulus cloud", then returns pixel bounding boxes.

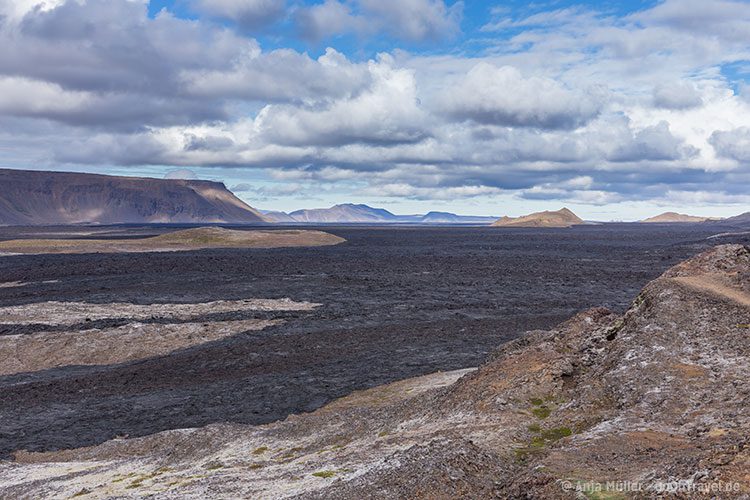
[0,0,64,20]
[0,0,374,132]
[1,0,750,211]
[184,134,236,152]
[359,0,462,41]
[231,182,304,196]
[254,57,428,146]
[295,0,461,42]
[607,121,699,162]
[633,0,750,43]
[361,183,503,201]
[521,182,624,206]
[709,127,750,162]
[653,82,703,110]
[296,0,363,42]
[184,48,371,103]
[54,132,170,166]
[441,64,603,130]
[0,76,225,131]
[189,0,285,30]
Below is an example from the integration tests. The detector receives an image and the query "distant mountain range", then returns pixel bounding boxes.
[0,169,268,225]
[2,168,748,228]
[263,204,498,224]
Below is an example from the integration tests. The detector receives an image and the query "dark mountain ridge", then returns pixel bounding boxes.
[0,168,267,225]
[722,211,750,226]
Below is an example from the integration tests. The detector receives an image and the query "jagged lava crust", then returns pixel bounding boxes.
[1,244,748,498]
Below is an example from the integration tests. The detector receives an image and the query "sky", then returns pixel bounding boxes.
[0,0,749,220]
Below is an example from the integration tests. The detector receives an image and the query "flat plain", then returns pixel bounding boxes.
[1,223,747,459]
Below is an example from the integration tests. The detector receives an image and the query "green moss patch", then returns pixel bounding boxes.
[532,406,552,419]
[541,427,573,441]
[312,470,337,479]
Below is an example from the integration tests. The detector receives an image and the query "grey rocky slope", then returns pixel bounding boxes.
[1,245,749,498]
[0,168,268,225]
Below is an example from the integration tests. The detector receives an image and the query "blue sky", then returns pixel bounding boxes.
[1,0,750,220]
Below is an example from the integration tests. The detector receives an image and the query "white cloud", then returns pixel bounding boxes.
[633,0,750,43]
[0,0,65,20]
[441,63,603,130]
[295,0,461,42]
[189,0,285,29]
[359,0,462,41]
[183,48,371,104]
[607,121,699,162]
[709,127,750,162]
[361,183,503,201]
[296,0,363,42]
[1,0,750,212]
[254,56,428,146]
[653,82,703,110]
[0,76,89,115]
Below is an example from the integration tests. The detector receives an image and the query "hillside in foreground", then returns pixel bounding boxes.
[0,169,268,225]
[492,207,584,228]
[1,244,748,498]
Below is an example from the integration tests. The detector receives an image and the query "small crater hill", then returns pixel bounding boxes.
[2,245,749,498]
[0,227,345,254]
[492,207,584,228]
[641,211,711,223]
[0,168,268,225]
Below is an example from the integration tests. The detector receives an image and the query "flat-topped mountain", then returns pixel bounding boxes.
[492,207,584,228]
[641,211,710,223]
[0,169,268,225]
